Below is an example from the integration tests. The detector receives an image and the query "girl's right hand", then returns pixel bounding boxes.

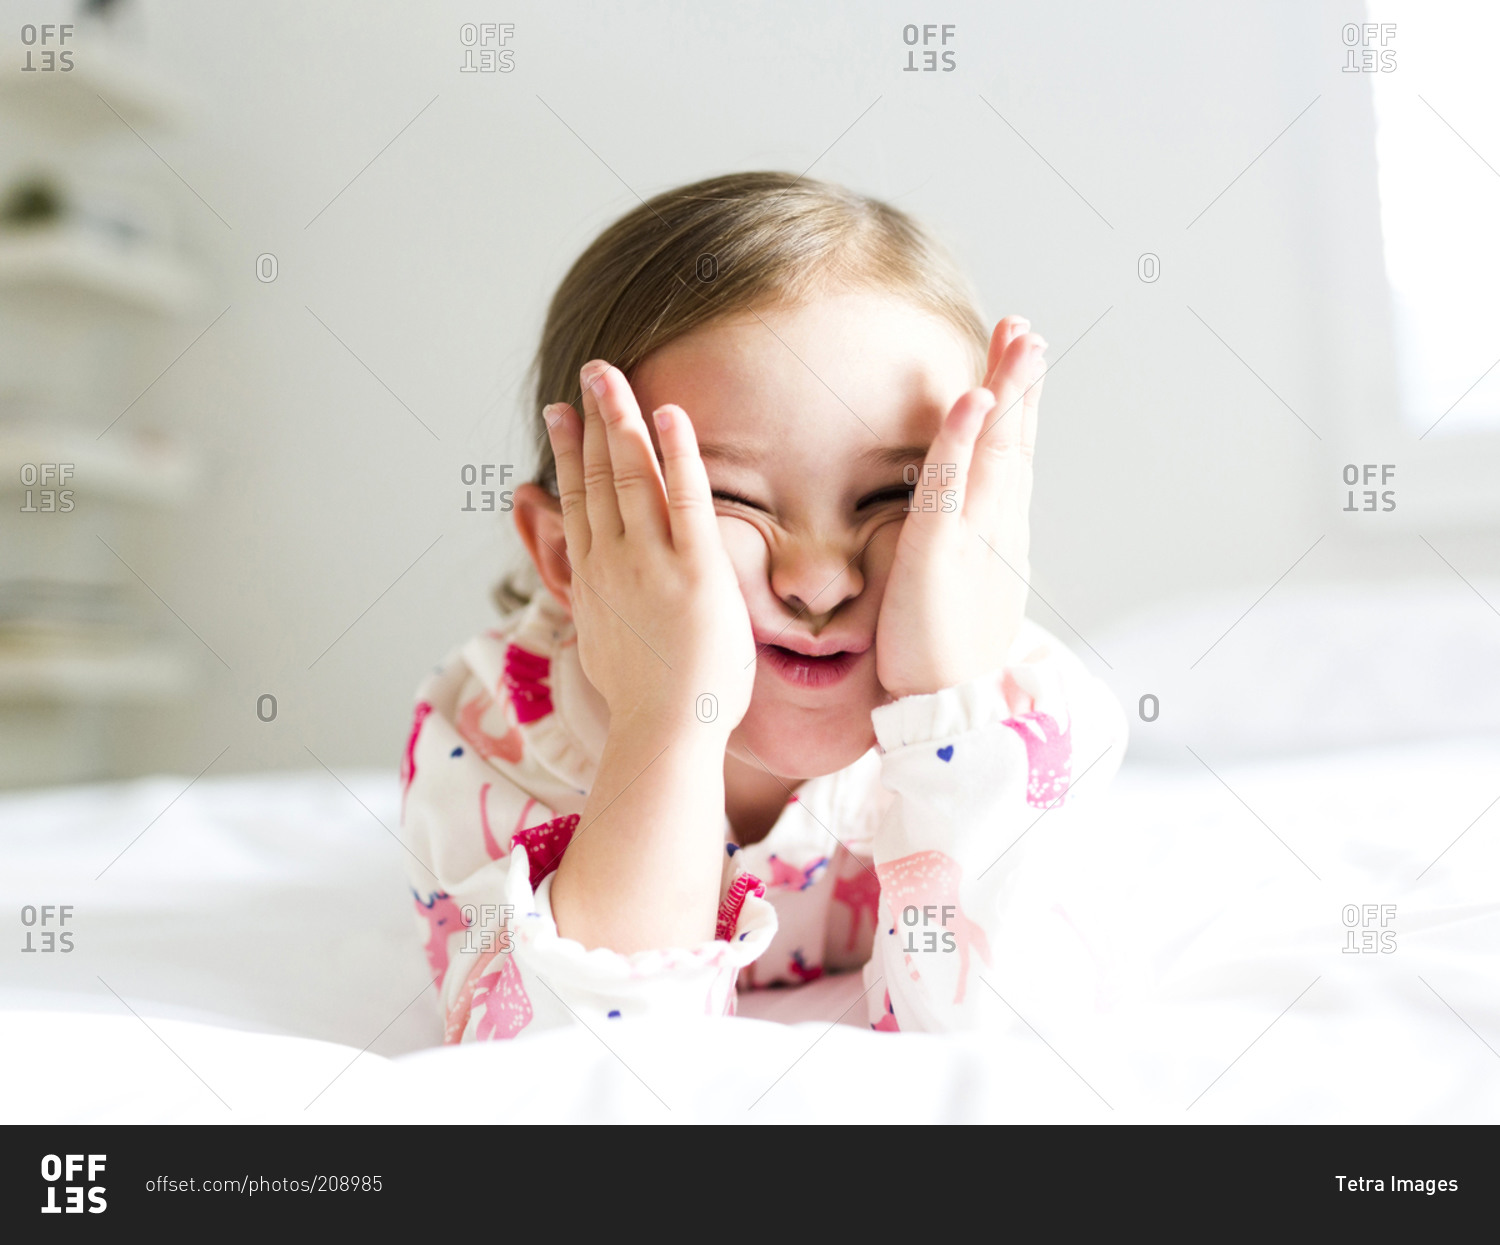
[545,361,757,738]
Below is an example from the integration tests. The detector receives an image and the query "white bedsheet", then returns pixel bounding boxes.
[2,738,1497,1123]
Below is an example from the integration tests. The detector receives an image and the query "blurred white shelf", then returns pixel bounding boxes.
[0,227,199,314]
[0,43,183,135]
[0,31,204,783]
[0,642,191,703]
[0,424,197,505]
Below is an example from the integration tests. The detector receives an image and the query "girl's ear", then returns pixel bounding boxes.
[512,483,573,616]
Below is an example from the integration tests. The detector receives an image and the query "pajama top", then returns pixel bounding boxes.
[399,589,1128,1040]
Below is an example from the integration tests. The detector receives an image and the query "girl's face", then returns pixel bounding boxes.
[631,288,980,780]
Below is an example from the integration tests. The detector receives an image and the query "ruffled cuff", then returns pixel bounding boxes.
[871,672,1006,752]
[871,661,1069,754]
[498,840,777,1021]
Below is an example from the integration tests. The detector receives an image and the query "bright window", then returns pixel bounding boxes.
[1368,1,1500,437]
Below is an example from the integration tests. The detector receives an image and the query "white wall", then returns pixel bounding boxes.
[14,0,1493,778]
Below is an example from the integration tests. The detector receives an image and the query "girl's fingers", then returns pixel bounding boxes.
[545,401,590,560]
[590,364,669,543]
[984,315,1032,383]
[578,362,624,539]
[909,387,995,532]
[968,330,1044,519]
[651,404,718,556]
[1015,344,1046,516]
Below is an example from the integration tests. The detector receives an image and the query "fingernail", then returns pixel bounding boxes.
[1012,317,1031,334]
[653,406,674,431]
[1032,336,1048,354]
[543,403,565,429]
[580,360,608,388]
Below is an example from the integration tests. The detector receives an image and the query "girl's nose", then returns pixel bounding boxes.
[769,537,866,618]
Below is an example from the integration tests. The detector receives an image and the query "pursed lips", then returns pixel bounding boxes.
[753,631,870,688]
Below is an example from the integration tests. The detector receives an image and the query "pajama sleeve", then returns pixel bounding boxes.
[863,620,1128,1033]
[400,647,777,1044]
[432,830,778,1043]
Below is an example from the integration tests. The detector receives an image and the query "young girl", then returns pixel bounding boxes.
[400,171,1127,1040]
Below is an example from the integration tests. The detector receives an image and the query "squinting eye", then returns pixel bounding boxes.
[712,490,763,510]
[859,486,916,509]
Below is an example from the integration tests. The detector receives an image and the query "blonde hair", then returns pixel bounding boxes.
[496,170,988,611]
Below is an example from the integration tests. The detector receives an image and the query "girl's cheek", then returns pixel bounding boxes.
[716,514,772,599]
[863,520,902,581]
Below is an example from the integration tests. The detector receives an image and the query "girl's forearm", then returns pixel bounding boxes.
[549,709,730,954]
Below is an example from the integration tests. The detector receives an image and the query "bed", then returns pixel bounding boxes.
[4,581,1498,1123]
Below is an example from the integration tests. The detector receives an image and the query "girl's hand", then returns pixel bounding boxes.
[545,361,757,736]
[875,317,1046,700]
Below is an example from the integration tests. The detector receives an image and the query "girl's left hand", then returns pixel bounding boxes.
[875,316,1046,700]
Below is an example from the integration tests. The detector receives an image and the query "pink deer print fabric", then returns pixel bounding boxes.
[875,850,992,1006]
[412,889,467,978]
[470,955,533,1041]
[832,869,881,953]
[1001,712,1072,808]
[397,588,1125,1042]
